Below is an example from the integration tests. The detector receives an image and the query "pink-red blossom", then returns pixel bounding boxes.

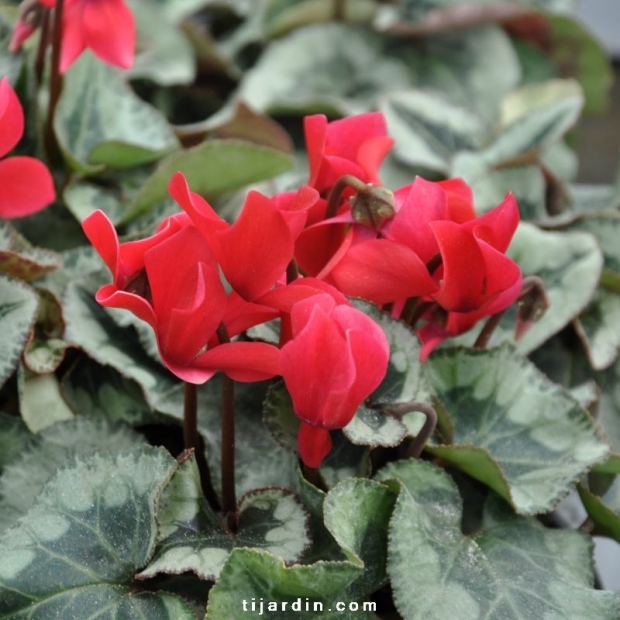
[0,78,55,219]
[10,0,135,73]
[304,113,394,198]
[169,172,319,302]
[280,292,389,468]
[82,210,280,384]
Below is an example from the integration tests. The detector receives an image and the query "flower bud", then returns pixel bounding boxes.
[350,185,397,231]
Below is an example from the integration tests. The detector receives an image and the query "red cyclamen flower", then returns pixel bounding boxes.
[280,292,389,468]
[169,172,319,302]
[9,0,135,74]
[0,78,55,218]
[82,210,280,384]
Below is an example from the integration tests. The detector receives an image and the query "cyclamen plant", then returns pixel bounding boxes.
[83,111,527,479]
[2,1,620,619]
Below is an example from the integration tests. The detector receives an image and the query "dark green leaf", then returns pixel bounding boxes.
[425,345,609,514]
[55,52,180,173]
[0,418,145,533]
[0,275,38,389]
[121,139,294,224]
[206,549,371,619]
[139,456,309,581]
[324,478,397,598]
[376,459,620,620]
[0,447,197,620]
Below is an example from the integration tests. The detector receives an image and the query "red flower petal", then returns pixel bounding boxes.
[82,209,120,275]
[295,221,351,278]
[325,238,438,305]
[385,177,447,263]
[82,0,135,69]
[332,304,389,406]
[144,227,226,366]
[59,0,87,73]
[0,157,55,218]
[271,185,319,238]
[95,286,155,327]
[298,423,332,469]
[192,341,282,383]
[465,193,520,253]
[222,291,279,337]
[257,278,349,314]
[281,302,356,428]
[325,112,388,161]
[304,115,328,189]
[218,191,294,300]
[168,172,226,250]
[0,78,24,158]
[430,221,487,312]
[357,135,394,185]
[438,178,476,223]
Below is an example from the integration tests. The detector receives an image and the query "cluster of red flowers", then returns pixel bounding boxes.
[83,112,523,467]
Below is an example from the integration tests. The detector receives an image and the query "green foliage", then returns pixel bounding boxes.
[0,275,38,389]
[377,459,620,620]
[0,418,145,532]
[0,447,198,620]
[55,52,181,173]
[0,0,619,615]
[138,455,310,581]
[426,345,609,514]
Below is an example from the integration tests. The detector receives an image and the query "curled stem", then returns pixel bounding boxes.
[324,174,368,219]
[383,402,438,458]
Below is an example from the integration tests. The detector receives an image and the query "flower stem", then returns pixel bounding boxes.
[324,174,367,219]
[44,0,64,163]
[473,310,506,349]
[217,323,237,528]
[183,382,220,512]
[383,402,438,458]
[301,462,327,491]
[34,8,51,87]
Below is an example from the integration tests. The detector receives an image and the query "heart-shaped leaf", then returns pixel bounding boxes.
[381,89,486,174]
[235,23,412,116]
[55,52,180,173]
[0,418,145,533]
[376,459,620,620]
[425,345,609,515]
[0,275,38,389]
[206,549,372,619]
[0,446,198,619]
[138,455,309,581]
[323,478,397,599]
